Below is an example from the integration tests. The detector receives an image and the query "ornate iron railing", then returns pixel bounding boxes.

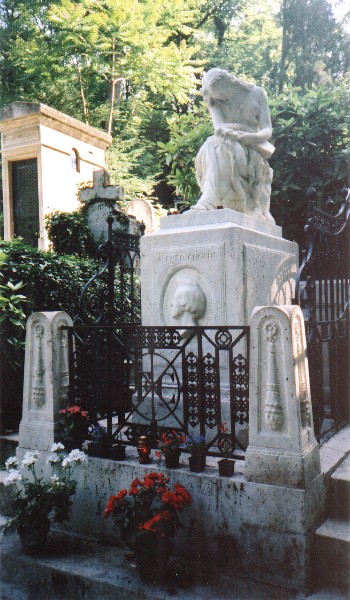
[293,188,350,438]
[65,325,250,460]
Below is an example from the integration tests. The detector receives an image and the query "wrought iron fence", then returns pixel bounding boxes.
[74,215,143,325]
[294,188,350,438]
[65,325,249,460]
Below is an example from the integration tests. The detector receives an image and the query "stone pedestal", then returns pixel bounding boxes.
[245,305,321,488]
[141,208,298,328]
[18,311,72,452]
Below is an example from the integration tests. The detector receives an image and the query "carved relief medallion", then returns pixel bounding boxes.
[162,268,211,327]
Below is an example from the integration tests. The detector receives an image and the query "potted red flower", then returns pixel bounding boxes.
[156,430,186,468]
[56,405,90,451]
[104,472,191,583]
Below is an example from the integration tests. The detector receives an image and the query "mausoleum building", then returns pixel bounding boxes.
[0,102,111,249]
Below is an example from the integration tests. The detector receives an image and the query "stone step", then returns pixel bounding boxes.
[313,519,350,591]
[329,455,350,521]
[0,433,19,464]
[0,527,300,600]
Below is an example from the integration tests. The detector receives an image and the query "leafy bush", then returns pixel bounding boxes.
[45,210,96,257]
[0,240,105,432]
[158,104,211,204]
[0,277,28,432]
[0,239,100,315]
[0,239,141,431]
[270,84,350,243]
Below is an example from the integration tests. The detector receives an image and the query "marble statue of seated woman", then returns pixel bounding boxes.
[191,68,275,224]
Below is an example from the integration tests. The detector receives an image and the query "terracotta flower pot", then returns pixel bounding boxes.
[111,444,126,460]
[218,459,235,477]
[87,441,110,458]
[18,517,50,554]
[165,449,181,469]
[135,533,172,584]
[188,454,206,473]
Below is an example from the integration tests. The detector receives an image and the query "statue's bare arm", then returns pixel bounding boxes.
[209,87,272,147]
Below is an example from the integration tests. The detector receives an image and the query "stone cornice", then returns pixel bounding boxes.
[0,102,111,148]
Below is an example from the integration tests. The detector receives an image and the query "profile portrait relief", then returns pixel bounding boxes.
[170,279,206,328]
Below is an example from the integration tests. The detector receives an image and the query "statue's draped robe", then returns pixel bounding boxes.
[195,133,273,218]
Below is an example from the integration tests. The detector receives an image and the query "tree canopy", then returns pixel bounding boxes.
[0,0,349,238]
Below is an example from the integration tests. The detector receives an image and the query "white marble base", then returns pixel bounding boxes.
[245,438,321,487]
[160,207,282,236]
[141,208,298,327]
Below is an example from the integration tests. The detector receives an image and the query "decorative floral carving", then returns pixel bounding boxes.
[265,321,279,342]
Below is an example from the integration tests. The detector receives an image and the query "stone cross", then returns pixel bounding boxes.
[80,169,129,245]
[79,169,124,203]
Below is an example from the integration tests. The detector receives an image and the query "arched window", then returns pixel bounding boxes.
[71,148,80,173]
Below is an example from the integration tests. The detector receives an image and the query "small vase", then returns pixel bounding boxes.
[87,441,110,458]
[218,458,235,477]
[137,436,151,464]
[63,439,83,452]
[18,518,50,555]
[165,449,181,469]
[111,444,126,460]
[188,454,205,473]
[135,533,172,584]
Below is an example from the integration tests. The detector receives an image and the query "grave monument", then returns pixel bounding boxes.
[15,71,322,590]
[140,69,299,435]
[79,170,140,246]
[142,68,298,329]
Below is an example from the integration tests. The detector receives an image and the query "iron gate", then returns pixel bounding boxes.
[74,214,144,326]
[294,188,350,439]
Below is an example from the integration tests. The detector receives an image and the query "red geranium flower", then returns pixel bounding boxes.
[104,472,191,549]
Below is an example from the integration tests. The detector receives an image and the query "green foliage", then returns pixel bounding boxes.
[1,0,350,225]
[107,138,158,202]
[0,239,105,431]
[0,279,27,332]
[207,0,282,89]
[45,210,95,257]
[0,278,27,374]
[270,83,350,240]
[0,275,27,431]
[158,104,211,204]
[277,0,350,92]
[0,239,101,315]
